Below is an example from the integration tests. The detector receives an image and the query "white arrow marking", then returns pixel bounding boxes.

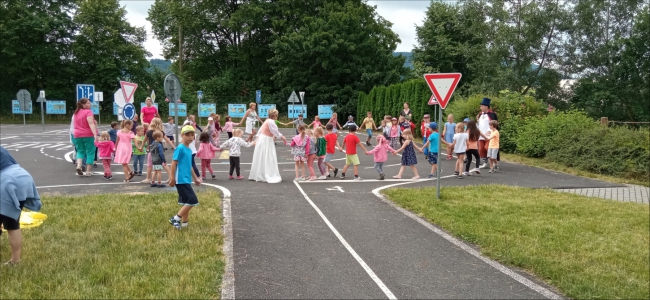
[326,186,345,193]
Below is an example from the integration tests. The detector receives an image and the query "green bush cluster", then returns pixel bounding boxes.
[516,110,598,157]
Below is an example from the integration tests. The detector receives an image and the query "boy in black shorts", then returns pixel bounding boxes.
[168,125,202,230]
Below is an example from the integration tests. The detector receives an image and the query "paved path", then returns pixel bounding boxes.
[4,123,645,299]
[556,185,649,204]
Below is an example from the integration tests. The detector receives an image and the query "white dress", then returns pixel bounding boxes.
[245,110,259,134]
[249,119,283,183]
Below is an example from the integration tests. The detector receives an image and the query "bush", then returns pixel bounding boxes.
[516,110,598,158]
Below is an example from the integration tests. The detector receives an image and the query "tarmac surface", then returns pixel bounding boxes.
[1,123,627,299]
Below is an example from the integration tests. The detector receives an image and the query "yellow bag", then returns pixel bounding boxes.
[1,211,47,231]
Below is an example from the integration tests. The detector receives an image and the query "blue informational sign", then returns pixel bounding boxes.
[228,104,247,118]
[76,84,95,102]
[122,103,136,120]
[91,101,100,115]
[46,101,66,114]
[169,103,187,117]
[113,102,119,115]
[12,100,32,114]
[288,105,307,119]
[257,104,276,118]
[199,103,216,118]
[318,105,335,119]
[255,90,262,104]
[140,102,159,111]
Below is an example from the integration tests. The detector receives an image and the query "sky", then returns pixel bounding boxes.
[119,0,432,59]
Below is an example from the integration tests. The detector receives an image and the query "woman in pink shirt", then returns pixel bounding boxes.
[73,98,98,176]
[140,97,159,125]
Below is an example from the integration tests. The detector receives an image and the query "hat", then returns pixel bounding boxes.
[391,117,397,121]
[348,115,354,119]
[423,114,430,118]
[181,125,195,135]
[428,122,438,130]
[480,97,491,107]
[183,119,192,126]
[463,118,470,122]
[207,117,213,121]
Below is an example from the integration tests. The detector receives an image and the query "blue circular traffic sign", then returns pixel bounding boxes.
[122,103,136,120]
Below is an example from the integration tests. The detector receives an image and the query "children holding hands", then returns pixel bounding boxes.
[339,125,368,180]
[364,135,397,180]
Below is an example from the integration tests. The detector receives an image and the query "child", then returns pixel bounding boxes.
[223,116,240,139]
[95,131,115,180]
[393,129,424,180]
[421,123,451,178]
[365,135,397,180]
[362,112,377,146]
[342,115,358,130]
[327,112,342,134]
[420,114,432,158]
[113,119,136,182]
[291,124,310,181]
[150,131,167,187]
[305,129,319,181]
[398,116,410,146]
[314,127,328,180]
[281,114,305,135]
[132,125,146,175]
[339,125,368,180]
[323,123,341,177]
[196,131,218,180]
[168,125,202,230]
[443,114,456,160]
[182,120,201,177]
[220,129,254,180]
[448,123,468,179]
[162,117,176,147]
[387,118,402,150]
[486,120,500,173]
[307,116,324,130]
[107,121,118,145]
[463,120,489,176]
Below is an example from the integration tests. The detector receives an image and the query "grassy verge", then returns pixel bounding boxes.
[383,185,649,299]
[0,190,224,299]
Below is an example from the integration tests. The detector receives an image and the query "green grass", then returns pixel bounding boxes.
[0,191,225,299]
[383,185,649,299]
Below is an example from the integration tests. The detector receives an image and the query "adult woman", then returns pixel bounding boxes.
[0,146,42,266]
[241,103,263,142]
[249,109,287,183]
[140,97,160,125]
[400,102,413,121]
[73,98,98,176]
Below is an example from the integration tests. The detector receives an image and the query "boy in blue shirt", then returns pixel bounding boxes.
[168,125,202,230]
[421,122,451,178]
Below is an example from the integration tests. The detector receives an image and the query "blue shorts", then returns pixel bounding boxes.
[176,184,199,206]
[324,153,334,162]
[366,129,372,137]
[427,152,439,165]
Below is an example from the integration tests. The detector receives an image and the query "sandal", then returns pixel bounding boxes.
[128,172,135,180]
[140,179,151,184]
[392,176,401,179]
[3,260,20,266]
[123,179,130,183]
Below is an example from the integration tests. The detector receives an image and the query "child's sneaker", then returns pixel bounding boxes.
[427,174,435,178]
[307,176,317,181]
[236,176,244,180]
[340,174,346,179]
[201,177,206,181]
[495,164,499,170]
[107,175,113,180]
[157,183,167,187]
[317,175,327,180]
[353,176,362,181]
[151,183,158,187]
[169,217,181,229]
[457,175,463,179]
[379,173,385,180]
[488,169,494,173]
[293,177,301,182]
[473,168,481,175]
[211,174,216,179]
[454,171,459,176]
[462,172,470,176]
[333,168,339,177]
[229,175,234,180]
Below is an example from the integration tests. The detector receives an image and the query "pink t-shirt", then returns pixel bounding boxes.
[141,106,158,124]
[74,109,95,138]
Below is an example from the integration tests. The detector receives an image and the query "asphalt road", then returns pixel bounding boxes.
[1,123,620,299]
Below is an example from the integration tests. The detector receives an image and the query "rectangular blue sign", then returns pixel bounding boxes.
[199,103,216,118]
[12,100,32,114]
[288,105,307,119]
[228,104,247,118]
[318,105,335,119]
[91,101,100,115]
[169,103,187,117]
[255,90,262,104]
[46,101,66,114]
[140,102,159,111]
[113,102,119,115]
[76,84,95,102]
[257,104,276,118]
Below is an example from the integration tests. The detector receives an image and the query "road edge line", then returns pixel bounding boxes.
[371,183,562,300]
[202,183,235,300]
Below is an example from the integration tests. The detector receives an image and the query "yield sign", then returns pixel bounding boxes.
[120,81,138,104]
[423,73,462,109]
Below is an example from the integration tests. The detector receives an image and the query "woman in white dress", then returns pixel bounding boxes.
[249,109,287,183]
[240,102,263,143]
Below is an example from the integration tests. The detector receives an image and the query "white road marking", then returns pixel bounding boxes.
[326,186,345,192]
[294,181,397,300]
[371,181,562,300]
[56,145,72,150]
[13,143,40,148]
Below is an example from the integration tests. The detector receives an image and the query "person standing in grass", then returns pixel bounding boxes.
[168,125,202,230]
[339,125,368,180]
[392,129,424,180]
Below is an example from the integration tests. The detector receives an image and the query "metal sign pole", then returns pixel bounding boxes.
[23,112,26,133]
[40,101,45,131]
[437,106,442,199]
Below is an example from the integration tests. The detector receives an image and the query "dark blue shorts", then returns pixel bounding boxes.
[427,152,438,165]
[176,184,199,206]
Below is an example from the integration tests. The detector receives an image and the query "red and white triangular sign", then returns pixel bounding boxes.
[120,81,138,103]
[423,73,462,109]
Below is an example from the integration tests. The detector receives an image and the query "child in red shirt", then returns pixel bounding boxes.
[339,125,368,180]
[323,123,341,177]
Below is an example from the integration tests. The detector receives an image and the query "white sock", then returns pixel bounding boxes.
[181,222,188,227]
[173,215,181,221]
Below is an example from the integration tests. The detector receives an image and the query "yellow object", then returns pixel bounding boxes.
[181,125,195,134]
[219,149,230,159]
[1,211,47,232]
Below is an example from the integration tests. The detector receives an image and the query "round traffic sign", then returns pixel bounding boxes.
[122,103,136,120]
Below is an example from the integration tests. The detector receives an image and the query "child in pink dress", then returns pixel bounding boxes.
[196,131,218,180]
[96,131,115,180]
[114,119,136,182]
[308,116,323,130]
[223,116,241,139]
[365,135,397,180]
[290,124,310,181]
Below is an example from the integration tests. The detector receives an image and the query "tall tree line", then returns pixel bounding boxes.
[411,0,649,122]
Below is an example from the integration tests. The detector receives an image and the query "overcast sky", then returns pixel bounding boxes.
[119,0,431,59]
